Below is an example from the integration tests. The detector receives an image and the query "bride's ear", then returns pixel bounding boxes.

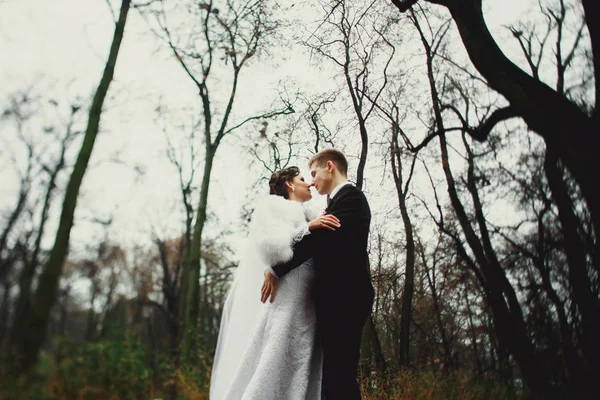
[285,181,294,192]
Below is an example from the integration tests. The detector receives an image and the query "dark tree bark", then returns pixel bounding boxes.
[419,237,453,368]
[0,282,10,347]
[155,237,183,400]
[544,148,600,381]
[499,193,586,388]
[390,118,417,367]
[463,284,483,378]
[156,239,182,359]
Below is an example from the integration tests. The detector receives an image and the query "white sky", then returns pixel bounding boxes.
[0,0,556,278]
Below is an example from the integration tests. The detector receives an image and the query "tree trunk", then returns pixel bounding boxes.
[0,186,29,283]
[9,0,131,371]
[544,148,600,382]
[581,0,599,118]
[180,146,215,352]
[85,289,97,341]
[419,245,453,368]
[410,9,551,394]
[532,220,584,388]
[353,108,386,375]
[11,142,66,352]
[464,288,483,378]
[100,275,117,338]
[439,131,548,395]
[390,136,416,367]
[0,283,10,347]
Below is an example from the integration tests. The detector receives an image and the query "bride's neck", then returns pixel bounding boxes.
[288,194,303,203]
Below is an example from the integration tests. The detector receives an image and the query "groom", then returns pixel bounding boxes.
[261,148,375,400]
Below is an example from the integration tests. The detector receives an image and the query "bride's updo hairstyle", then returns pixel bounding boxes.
[268,166,300,199]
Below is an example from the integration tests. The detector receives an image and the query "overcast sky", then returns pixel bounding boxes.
[0,0,540,268]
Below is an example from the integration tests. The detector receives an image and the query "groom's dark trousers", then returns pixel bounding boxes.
[273,184,375,400]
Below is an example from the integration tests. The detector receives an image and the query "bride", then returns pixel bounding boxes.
[209,166,340,400]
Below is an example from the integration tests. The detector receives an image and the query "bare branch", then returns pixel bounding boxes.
[104,0,118,22]
[222,105,295,136]
[470,106,520,141]
[410,127,464,152]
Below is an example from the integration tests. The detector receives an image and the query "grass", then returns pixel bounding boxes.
[1,338,520,400]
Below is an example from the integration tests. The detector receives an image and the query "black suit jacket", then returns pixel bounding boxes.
[272,184,374,310]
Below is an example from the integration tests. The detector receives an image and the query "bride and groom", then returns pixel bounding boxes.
[210,149,375,399]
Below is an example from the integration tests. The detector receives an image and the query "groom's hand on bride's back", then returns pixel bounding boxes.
[261,269,278,303]
[308,214,340,231]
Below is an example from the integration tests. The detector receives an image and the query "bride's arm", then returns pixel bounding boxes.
[249,199,299,266]
[291,225,310,244]
[271,234,316,278]
[272,213,340,277]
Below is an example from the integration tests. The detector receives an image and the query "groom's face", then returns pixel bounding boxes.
[309,161,333,195]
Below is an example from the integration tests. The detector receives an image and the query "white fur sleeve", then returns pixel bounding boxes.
[248,200,296,266]
[302,201,324,222]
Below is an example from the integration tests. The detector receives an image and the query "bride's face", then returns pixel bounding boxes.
[290,174,312,202]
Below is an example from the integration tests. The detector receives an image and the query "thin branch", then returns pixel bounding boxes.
[410,127,464,153]
[404,153,418,196]
[470,106,520,141]
[105,0,118,22]
[222,105,295,136]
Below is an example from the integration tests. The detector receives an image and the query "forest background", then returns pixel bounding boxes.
[0,0,597,399]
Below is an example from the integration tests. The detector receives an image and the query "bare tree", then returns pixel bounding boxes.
[0,93,37,286]
[305,0,399,374]
[9,100,81,356]
[9,0,132,372]
[492,145,591,389]
[138,0,294,350]
[369,79,419,367]
[0,91,82,354]
[304,0,395,187]
[508,3,599,381]
[391,0,600,294]
[395,8,554,394]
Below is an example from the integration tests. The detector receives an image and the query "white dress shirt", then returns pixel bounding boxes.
[328,181,352,203]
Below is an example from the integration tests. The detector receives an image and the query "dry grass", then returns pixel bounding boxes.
[1,338,518,400]
[360,368,520,400]
[2,367,518,400]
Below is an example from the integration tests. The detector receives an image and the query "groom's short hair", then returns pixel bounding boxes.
[309,148,348,176]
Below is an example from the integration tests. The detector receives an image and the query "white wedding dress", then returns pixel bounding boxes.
[210,195,323,400]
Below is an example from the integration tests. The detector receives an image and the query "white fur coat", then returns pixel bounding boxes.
[210,195,323,400]
[246,195,321,267]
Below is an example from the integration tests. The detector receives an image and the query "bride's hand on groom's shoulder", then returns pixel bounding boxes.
[261,269,278,303]
[308,214,341,231]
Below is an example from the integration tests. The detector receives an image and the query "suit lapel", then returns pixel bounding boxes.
[325,184,354,213]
